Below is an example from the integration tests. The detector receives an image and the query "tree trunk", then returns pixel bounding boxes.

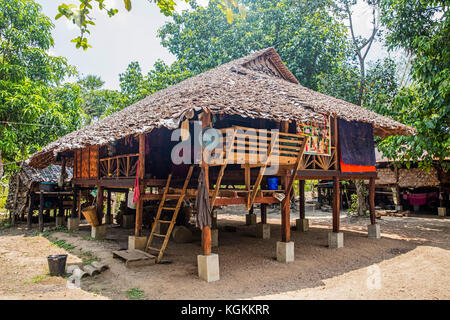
[355,180,367,216]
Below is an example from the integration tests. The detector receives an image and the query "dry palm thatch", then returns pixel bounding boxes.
[28,47,415,169]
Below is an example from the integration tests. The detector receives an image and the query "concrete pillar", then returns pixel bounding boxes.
[328,232,344,249]
[104,214,113,225]
[438,207,447,217]
[91,224,107,240]
[197,254,220,282]
[368,224,381,239]
[128,236,147,250]
[256,223,270,239]
[67,217,79,231]
[296,218,309,232]
[245,213,257,225]
[55,216,65,228]
[276,241,294,263]
[395,205,403,211]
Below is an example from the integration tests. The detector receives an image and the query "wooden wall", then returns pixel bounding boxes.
[74,146,99,180]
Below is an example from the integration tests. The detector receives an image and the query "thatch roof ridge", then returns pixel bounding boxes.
[29,47,415,168]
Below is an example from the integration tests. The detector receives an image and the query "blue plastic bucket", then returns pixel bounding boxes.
[268,177,278,190]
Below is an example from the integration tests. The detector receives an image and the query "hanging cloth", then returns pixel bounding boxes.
[133,160,140,204]
[195,167,212,229]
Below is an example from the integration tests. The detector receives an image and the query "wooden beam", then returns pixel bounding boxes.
[332,177,340,233]
[97,186,104,225]
[214,196,279,206]
[71,186,78,218]
[369,177,376,225]
[201,110,212,255]
[107,190,112,221]
[135,134,146,236]
[261,203,267,224]
[39,192,44,232]
[28,193,34,230]
[299,180,305,219]
[281,173,291,242]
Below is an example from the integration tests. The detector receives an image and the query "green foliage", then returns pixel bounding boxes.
[0,0,84,177]
[77,75,116,122]
[126,287,146,300]
[102,59,193,115]
[158,0,352,90]
[50,239,76,251]
[349,193,359,215]
[378,0,449,169]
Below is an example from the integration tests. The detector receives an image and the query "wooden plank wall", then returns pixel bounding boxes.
[74,146,99,180]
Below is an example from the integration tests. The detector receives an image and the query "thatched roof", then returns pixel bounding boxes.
[6,164,72,216]
[29,47,415,168]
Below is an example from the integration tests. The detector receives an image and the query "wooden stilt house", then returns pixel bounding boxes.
[28,48,415,271]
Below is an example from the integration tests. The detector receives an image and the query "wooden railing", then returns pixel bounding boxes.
[208,126,337,170]
[99,153,139,178]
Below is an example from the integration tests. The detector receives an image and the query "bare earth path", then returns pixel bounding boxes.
[0,206,449,300]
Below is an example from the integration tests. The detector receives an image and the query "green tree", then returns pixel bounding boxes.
[0,0,84,179]
[158,0,352,90]
[78,75,116,122]
[378,0,449,170]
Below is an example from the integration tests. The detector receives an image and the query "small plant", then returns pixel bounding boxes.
[51,239,76,251]
[82,235,95,241]
[30,274,50,283]
[83,257,99,265]
[126,287,146,300]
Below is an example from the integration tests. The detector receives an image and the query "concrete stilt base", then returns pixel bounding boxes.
[128,236,147,250]
[197,254,220,282]
[368,224,381,239]
[395,205,403,211]
[296,218,309,232]
[56,216,65,227]
[328,232,344,249]
[256,223,270,239]
[202,229,218,247]
[276,241,294,263]
[105,215,113,225]
[438,207,447,217]
[91,225,107,240]
[246,214,257,225]
[122,215,135,229]
[67,218,79,231]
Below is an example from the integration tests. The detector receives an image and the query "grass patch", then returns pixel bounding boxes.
[50,239,76,251]
[82,235,95,241]
[83,257,99,265]
[0,217,11,229]
[126,287,146,300]
[24,274,50,284]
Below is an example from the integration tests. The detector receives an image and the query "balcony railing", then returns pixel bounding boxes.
[99,153,139,178]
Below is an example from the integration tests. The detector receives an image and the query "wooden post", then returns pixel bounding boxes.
[261,204,267,224]
[135,134,146,236]
[281,172,291,242]
[71,186,78,218]
[58,195,64,217]
[369,177,376,225]
[39,192,44,232]
[97,186,104,225]
[332,177,340,233]
[201,110,212,255]
[299,180,305,219]
[28,193,34,230]
[107,190,112,222]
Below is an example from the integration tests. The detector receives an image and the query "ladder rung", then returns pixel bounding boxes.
[158,220,172,224]
[147,247,161,252]
[153,233,166,238]
[162,207,176,211]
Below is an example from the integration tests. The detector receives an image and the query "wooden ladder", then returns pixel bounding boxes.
[145,165,194,263]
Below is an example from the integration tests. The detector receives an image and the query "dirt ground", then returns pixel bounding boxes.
[0,205,449,300]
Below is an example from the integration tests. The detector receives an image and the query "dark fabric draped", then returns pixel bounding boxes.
[195,167,212,229]
[338,119,376,167]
